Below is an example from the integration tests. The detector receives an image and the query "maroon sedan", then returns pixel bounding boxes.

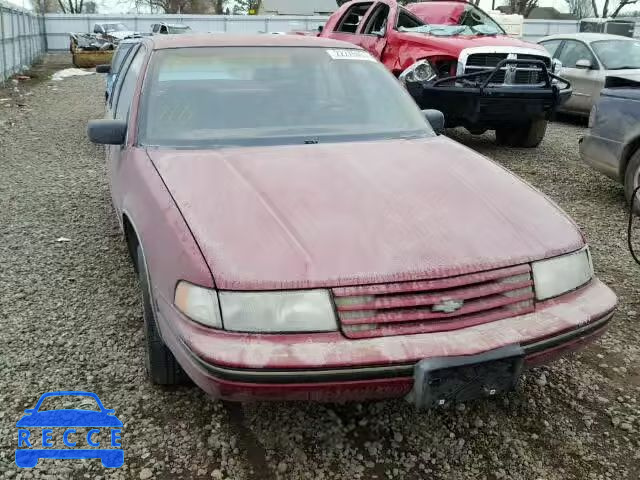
[88,34,616,407]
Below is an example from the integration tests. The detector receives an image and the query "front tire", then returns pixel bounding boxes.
[495,118,548,148]
[624,149,640,215]
[136,245,189,385]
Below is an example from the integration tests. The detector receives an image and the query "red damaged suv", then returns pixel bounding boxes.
[88,34,615,407]
[321,0,571,147]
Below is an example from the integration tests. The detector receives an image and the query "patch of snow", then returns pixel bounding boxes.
[51,68,96,81]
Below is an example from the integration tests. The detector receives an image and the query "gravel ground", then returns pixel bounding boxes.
[1,55,639,480]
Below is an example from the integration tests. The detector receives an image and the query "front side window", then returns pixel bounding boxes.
[111,43,136,74]
[557,40,596,69]
[539,39,563,58]
[139,47,432,148]
[335,3,373,33]
[592,40,640,70]
[114,47,146,120]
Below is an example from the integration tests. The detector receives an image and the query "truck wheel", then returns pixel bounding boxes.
[136,245,189,385]
[624,149,640,215]
[495,119,548,148]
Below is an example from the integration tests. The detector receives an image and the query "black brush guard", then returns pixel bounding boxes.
[405,58,572,131]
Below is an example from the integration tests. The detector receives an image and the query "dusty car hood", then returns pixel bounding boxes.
[395,31,546,58]
[148,137,583,290]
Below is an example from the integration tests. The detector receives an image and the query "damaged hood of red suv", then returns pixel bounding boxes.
[148,137,584,290]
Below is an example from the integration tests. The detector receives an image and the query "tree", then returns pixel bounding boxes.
[233,0,251,15]
[33,0,63,13]
[590,0,637,17]
[131,0,229,14]
[505,0,539,16]
[55,0,85,13]
[84,0,98,13]
[564,0,593,18]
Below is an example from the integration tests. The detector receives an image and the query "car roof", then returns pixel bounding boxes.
[539,32,635,43]
[142,33,360,50]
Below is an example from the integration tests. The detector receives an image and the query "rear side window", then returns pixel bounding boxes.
[335,2,373,33]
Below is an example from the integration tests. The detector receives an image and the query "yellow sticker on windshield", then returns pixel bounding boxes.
[326,49,375,61]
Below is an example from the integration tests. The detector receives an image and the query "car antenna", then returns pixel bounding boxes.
[627,185,640,266]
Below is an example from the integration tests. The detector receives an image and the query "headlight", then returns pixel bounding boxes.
[219,289,337,333]
[399,59,436,84]
[532,248,593,301]
[174,281,222,328]
[551,58,563,74]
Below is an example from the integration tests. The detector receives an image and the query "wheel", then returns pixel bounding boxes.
[136,244,189,385]
[624,148,640,215]
[495,118,548,148]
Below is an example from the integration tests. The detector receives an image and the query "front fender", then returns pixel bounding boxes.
[119,149,214,305]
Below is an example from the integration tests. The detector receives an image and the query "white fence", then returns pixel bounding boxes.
[0,3,45,82]
[1,12,640,81]
[41,14,640,51]
[43,14,330,51]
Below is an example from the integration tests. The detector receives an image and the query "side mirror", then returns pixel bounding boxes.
[423,109,445,134]
[93,24,102,34]
[575,59,593,70]
[318,25,323,33]
[96,64,111,74]
[87,119,127,145]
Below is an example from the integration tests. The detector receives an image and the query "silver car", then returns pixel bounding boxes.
[539,33,640,115]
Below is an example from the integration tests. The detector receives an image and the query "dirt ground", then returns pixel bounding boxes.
[0,55,639,480]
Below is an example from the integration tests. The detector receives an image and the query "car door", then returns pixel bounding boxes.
[556,39,605,113]
[359,2,390,59]
[107,44,147,214]
[326,2,374,49]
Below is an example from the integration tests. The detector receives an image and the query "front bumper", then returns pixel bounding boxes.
[405,59,572,130]
[579,133,624,182]
[156,279,616,402]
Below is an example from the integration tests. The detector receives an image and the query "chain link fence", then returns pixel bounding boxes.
[0,2,46,83]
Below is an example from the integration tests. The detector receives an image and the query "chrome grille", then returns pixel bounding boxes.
[333,265,534,339]
[464,53,551,85]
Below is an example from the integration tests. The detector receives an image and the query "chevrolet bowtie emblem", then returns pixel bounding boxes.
[431,299,464,314]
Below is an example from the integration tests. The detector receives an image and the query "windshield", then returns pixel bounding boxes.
[167,25,192,34]
[403,3,504,37]
[139,47,432,148]
[592,40,640,70]
[104,23,129,32]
